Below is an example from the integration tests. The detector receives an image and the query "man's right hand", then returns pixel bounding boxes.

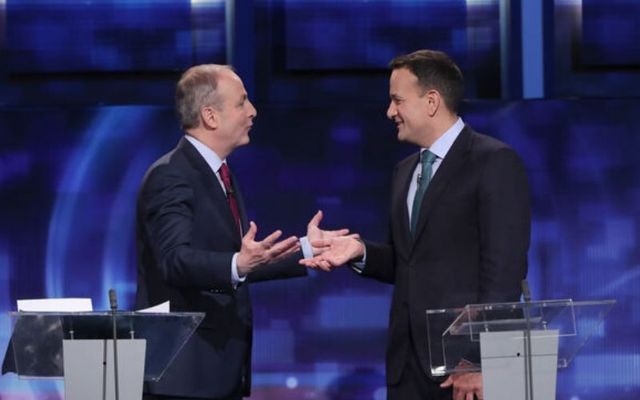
[236,221,300,276]
[299,236,365,271]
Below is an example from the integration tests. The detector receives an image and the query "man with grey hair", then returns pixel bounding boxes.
[136,64,347,399]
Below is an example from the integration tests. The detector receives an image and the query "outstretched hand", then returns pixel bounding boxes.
[237,221,300,276]
[306,210,350,255]
[299,236,364,272]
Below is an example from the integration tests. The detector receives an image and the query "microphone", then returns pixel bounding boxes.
[109,289,118,311]
[416,173,422,185]
[108,289,120,400]
[521,280,532,303]
[521,280,534,400]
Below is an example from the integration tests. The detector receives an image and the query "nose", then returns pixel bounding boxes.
[248,100,257,119]
[386,102,396,120]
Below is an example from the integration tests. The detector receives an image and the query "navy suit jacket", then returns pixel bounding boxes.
[363,126,531,385]
[135,137,306,398]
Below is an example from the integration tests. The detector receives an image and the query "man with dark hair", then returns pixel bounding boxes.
[302,49,531,399]
[136,64,347,399]
[389,49,464,113]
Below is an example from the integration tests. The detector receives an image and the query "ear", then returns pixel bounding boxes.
[424,90,441,117]
[200,105,219,129]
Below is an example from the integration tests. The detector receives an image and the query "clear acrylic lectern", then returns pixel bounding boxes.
[6,311,204,400]
[426,299,615,400]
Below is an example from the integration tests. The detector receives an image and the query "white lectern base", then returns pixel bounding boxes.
[63,339,146,400]
[480,330,559,400]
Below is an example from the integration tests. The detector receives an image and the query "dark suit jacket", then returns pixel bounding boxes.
[135,137,306,398]
[363,126,531,385]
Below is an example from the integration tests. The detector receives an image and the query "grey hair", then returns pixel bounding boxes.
[175,64,233,130]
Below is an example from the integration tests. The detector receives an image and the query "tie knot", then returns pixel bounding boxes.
[219,163,230,179]
[421,150,437,165]
[219,163,233,189]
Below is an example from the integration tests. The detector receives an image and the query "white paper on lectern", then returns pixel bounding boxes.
[17,298,93,312]
[136,300,170,313]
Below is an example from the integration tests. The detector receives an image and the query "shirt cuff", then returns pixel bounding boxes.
[231,252,247,285]
[350,246,367,274]
[300,236,314,259]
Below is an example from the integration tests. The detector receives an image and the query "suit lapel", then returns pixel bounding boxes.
[411,127,472,248]
[392,153,419,255]
[179,138,243,246]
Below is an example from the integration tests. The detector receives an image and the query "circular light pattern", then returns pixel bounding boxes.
[285,376,298,389]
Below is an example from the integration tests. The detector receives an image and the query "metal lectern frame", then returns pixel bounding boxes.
[426,299,615,400]
[6,311,204,399]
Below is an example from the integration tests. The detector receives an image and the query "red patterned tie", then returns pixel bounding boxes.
[218,163,242,235]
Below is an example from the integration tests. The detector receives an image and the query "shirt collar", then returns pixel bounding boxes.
[184,134,225,174]
[423,117,465,160]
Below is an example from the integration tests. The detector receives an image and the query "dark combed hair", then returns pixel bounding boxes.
[389,49,464,113]
[175,64,231,130]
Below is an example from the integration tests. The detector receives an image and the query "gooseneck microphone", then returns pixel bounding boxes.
[521,280,534,400]
[522,279,532,303]
[109,289,118,310]
[109,289,120,400]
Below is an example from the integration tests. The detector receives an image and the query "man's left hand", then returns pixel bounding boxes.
[306,210,350,255]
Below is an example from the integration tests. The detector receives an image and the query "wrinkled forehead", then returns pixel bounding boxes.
[217,69,247,96]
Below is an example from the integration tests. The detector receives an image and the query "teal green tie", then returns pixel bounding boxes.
[411,150,437,234]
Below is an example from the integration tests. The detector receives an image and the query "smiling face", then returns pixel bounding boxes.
[386,67,435,146]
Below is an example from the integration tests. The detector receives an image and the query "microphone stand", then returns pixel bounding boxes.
[109,289,120,400]
[521,280,534,400]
